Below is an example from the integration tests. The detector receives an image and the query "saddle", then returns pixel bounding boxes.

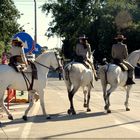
[112,59,128,71]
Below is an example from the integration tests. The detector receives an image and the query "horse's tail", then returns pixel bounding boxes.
[99,65,108,91]
[64,64,71,80]
[64,63,73,91]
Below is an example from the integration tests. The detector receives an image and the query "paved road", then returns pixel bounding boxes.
[0,78,140,138]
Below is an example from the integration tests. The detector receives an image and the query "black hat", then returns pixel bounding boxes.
[79,34,88,40]
[114,35,126,40]
[12,37,23,43]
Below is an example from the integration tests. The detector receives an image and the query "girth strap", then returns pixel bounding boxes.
[21,61,37,90]
[21,72,34,91]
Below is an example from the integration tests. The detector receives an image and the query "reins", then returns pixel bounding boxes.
[34,61,53,70]
[34,61,61,72]
[34,52,62,71]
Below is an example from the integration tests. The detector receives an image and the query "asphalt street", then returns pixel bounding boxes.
[0,78,140,139]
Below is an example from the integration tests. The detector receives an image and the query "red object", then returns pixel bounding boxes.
[1,53,8,64]
[7,89,16,109]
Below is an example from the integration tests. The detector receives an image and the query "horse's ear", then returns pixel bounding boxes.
[91,50,95,55]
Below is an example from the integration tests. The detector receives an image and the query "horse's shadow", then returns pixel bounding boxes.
[48,111,106,122]
[0,111,106,127]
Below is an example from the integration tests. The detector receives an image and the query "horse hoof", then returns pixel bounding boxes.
[87,108,91,112]
[83,104,87,108]
[107,110,111,113]
[126,108,130,111]
[8,115,13,120]
[72,111,76,115]
[46,116,51,119]
[22,115,28,121]
[104,105,108,110]
[67,109,71,115]
[67,109,76,115]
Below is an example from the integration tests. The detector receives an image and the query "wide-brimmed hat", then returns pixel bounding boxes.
[12,37,23,43]
[79,35,88,40]
[114,35,126,40]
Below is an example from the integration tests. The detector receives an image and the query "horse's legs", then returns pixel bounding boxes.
[0,93,13,120]
[102,83,107,107]
[83,87,87,107]
[22,91,34,121]
[39,90,50,119]
[99,69,108,110]
[86,85,92,112]
[105,85,117,113]
[125,85,132,111]
[67,87,79,115]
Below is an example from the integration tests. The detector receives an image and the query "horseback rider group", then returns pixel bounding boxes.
[7,34,135,86]
[74,34,135,85]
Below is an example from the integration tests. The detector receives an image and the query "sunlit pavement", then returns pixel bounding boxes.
[0,78,140,138]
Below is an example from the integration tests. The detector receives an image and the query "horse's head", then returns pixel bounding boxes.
[52,52,63,71]
[137,50,140,65]
[35,51,62,71]
[128,49,140,67]
[44,51,62,70]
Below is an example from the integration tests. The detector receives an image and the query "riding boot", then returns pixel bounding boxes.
[126,77,135,85]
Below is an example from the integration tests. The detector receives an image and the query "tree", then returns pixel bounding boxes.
[0,0,21,58]
[0,0,20,44]
[42,0,140,62]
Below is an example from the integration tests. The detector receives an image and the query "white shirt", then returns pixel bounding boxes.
[10,46,27,64]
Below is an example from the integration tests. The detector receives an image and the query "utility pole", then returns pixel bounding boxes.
[34,0,37,45]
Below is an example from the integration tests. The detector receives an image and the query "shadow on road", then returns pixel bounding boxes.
[48,111,106,122]
[0,108,131,127]
[0,111,106,127]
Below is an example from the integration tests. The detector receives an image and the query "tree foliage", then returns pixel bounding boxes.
[42,0,140,62]
[0,0,21,58]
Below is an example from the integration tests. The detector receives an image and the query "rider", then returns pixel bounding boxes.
[111,34,135,85]
[9,37,28,71]
[75,35,98,81]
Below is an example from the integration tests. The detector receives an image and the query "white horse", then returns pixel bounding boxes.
[99,50,140,113]
[63,56,95,115]
[0,51,61,120]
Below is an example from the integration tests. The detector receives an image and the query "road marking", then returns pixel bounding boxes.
[115,120,140,132]
[2,111,25,115]
[0,127,19,133]
[8,104,28,109]
[20,101,40,138]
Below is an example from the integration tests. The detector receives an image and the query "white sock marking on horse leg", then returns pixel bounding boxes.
[20,102,40,138]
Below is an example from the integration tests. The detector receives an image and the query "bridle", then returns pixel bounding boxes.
[34,52,62,71]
